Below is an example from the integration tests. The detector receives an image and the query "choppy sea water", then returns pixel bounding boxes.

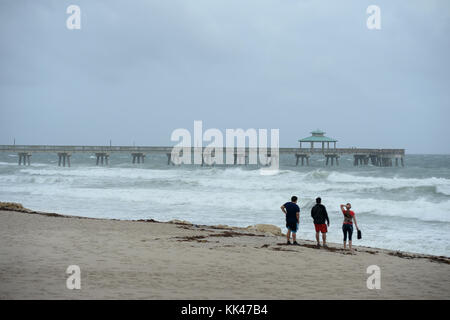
[0,153,449,257]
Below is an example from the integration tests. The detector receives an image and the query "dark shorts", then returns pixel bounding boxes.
[287,222,299,233]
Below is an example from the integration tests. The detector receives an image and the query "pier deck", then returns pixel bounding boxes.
[0,145,405,167]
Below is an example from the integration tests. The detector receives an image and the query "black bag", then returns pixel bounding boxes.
[357,229,362,240]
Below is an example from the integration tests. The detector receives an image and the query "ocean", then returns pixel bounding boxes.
[1,152,449,257]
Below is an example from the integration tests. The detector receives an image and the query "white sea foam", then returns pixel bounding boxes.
[437,185,450,196]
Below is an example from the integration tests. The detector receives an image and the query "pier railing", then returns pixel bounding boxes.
[296,147,405,155]
[0,145,405,155]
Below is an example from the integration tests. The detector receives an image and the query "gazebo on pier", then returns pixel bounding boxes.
[296,129,339,166]
[298,129,337,150]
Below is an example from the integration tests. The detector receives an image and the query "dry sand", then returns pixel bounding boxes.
[0,207,449,299]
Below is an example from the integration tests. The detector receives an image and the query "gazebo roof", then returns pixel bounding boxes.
[298,129,337,143]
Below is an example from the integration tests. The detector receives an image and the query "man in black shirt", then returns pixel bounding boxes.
[280,196,300,245]
[311,197,330,247]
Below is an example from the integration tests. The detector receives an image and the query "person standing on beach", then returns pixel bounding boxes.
[340,203,359,252]
[280,196,300,245]
[311,197,329,248]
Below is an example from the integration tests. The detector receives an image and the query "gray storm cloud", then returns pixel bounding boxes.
[0,0,449,153]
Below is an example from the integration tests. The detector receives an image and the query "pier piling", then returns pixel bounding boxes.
[354,155,370,166]
[202,149,218,166]
[233,152,247,165]
[166,153,172,165]
[131,153,145,164]
[18,152,31,166]
[95,153,109,166]
[325,154,339,166]
[295,154,310,166]
[57,153,71,167]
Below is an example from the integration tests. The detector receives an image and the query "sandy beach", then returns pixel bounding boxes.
[0,205,449,300]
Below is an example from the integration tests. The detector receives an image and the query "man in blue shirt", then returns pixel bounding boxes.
[280,196,300,245]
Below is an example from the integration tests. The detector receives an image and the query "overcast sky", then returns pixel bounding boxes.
[0,0,449,153]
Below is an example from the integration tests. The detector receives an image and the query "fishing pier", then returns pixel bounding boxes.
[0,130,405,167]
